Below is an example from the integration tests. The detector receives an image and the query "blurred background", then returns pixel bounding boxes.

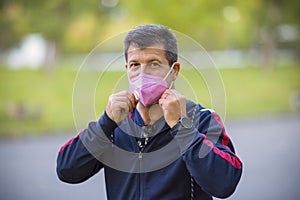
[0,0,299,200]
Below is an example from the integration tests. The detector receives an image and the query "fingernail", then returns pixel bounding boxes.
[133,91,139,101]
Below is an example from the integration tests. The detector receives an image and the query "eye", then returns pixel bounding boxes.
[149,62,161,68]
[129,63,140,69]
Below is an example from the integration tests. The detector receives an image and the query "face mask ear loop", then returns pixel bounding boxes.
[169,80,174,89]
[162,62,176,81]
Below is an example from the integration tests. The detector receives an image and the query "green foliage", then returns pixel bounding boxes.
[0,1,27,49]
[1,0,299,52]
[220,66,300,117]
[0,65,299,137]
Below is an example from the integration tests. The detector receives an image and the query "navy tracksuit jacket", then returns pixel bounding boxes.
[56,100,242,199]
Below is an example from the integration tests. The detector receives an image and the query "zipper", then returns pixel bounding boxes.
[139,150,143,200]
[138,127,151,200]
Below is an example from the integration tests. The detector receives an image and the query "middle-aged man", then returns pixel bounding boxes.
[57,24,242,200]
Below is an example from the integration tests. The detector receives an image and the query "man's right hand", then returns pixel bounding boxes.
[106,91,137,124]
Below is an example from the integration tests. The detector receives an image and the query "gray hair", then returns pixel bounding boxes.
[124,24,178,66]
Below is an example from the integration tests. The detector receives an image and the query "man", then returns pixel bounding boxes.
[57,24,242,200]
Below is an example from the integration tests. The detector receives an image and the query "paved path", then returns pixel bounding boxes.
[0,114,299,200]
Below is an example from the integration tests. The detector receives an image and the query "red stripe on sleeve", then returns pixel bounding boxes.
[202,137,242,169]
[59,138,74,153]
[58,128,86,153]
[212,112,230,150]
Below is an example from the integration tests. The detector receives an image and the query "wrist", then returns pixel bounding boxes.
[101,111,118,127]
[178,116,193,129]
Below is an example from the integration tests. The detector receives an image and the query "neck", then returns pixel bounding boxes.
[136,103,163,126]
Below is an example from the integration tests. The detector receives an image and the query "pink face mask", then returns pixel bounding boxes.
[129,64,175,107]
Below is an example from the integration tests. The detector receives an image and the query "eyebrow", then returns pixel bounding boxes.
[147,59,162,63]
[128,57,162,63]
[128,60,138,63]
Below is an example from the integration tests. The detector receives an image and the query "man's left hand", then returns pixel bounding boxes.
[159,89,187,128]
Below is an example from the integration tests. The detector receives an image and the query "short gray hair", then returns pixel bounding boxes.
[124,24,178,66]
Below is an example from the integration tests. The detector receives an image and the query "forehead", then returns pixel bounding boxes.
[127,44,167,62]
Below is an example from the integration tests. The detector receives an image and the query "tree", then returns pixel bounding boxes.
[0,1,27,51]
[1,0,299,67]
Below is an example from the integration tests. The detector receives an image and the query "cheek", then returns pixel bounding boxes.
[127,70,139,80]
[151,67,169,78]
[167,73,177,87]
[166,79,174,88]
[166,72,176,81]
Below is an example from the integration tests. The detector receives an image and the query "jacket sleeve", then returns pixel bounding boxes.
[56,112,118,183]
[176,108,242,198]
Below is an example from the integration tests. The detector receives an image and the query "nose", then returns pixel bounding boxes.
[140,64,151,74]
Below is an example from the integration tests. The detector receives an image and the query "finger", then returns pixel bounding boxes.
[158,98,167,109]
[163,89,174,95]
[166,90,185,103]
[117,101,130,113]
[161,90,170,98]
[131,92,138,103]
[112,95,128,103]
[129,93,137,110]
[112,91,130,100]
[163,89,177,99]
[161,90,172,99]
[121,92,137,113]
[127,95,134,112]
[169,89,182,98]
[110,96,129,114]
[114,90,131,99]
[116,93,134,112]
[161,93,168,100]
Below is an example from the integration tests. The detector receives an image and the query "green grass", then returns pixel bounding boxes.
[0,65,299,137]
[0,68,75,136]
[220,66,300,117]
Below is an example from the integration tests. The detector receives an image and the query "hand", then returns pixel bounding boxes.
[159,89,187,128]
[106,91,137,123]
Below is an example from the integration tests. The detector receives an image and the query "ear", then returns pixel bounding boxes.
[172,62,180,80]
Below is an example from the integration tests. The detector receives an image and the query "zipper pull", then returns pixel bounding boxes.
[139,151,143,159]
[137,140,142,149]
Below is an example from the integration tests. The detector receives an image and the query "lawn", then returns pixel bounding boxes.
[0,65,299,137]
